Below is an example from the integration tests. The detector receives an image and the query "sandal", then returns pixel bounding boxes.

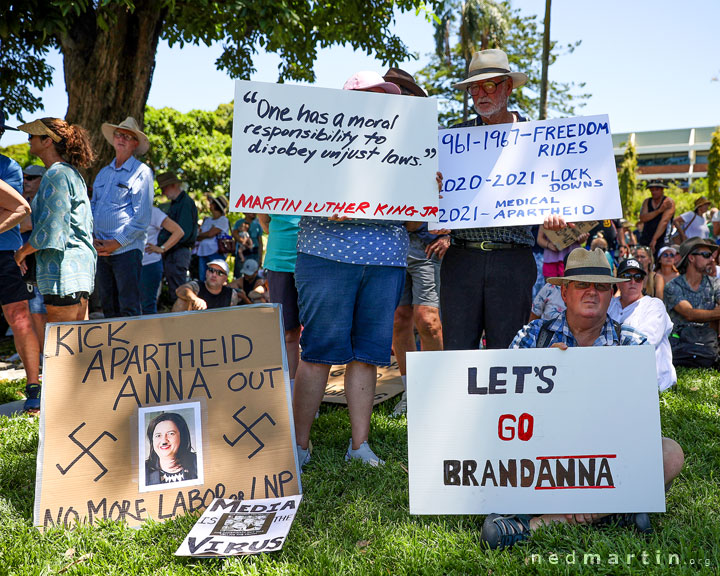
[23,383,41,413]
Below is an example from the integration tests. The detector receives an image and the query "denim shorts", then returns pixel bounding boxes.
[295,252,405,366]
[28,285,47,314]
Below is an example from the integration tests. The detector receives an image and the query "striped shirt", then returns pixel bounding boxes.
[91,155,153,255]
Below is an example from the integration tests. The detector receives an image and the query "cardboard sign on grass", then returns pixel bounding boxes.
[436,115,621,228]
[176,496,302,557]
[230,80,439,221]
[35,305,301,529]
[323,357,404,405]
[407,347,665,514]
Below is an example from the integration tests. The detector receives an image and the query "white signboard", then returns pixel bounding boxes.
[436,114,622,228]
[407,347,665,515]
[176,496,302,556]
[230,80,439,221]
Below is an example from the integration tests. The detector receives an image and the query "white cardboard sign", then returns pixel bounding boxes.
[230,80,439,221]
[175,496,302,556]
[407,347,665,515]
[436,114,622,228]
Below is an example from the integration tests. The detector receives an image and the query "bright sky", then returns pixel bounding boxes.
[3,0,719,147]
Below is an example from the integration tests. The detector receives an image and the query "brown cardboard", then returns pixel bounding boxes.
[34,305,300,529]
[323,357,404,405]
[543,220,598,250]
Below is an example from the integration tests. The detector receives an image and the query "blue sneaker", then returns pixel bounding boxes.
[344,440,384,466]
[481,514,532,549]
[296,444,311,472]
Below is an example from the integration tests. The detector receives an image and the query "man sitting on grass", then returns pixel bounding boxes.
[481,248,685,550]
[172,259,249,311]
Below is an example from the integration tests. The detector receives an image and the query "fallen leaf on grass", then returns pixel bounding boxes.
[63,548,75,559]
[356,540,370,553]
[58,553,92,573]
[400,464,409,475]
[690,386,699,391]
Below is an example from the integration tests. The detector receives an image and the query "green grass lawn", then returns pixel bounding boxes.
[1,368,718,575]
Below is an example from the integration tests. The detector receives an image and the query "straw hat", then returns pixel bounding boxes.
[101,116,150,155]
[677,237,718,269]
[453,49,528,90]
[548,248,628,285]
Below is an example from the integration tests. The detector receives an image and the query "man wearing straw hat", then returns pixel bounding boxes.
[441,49,565,352]
[673,195,712,244]
[92,117,154,317]
[480,247,685,549]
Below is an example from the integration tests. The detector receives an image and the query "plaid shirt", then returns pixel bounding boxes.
[510,312,649,349]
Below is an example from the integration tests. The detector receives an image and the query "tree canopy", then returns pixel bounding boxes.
[1,0,437,178]
[416,0,589,125]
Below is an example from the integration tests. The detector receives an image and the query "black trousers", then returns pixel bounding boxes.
[440,244,536,350]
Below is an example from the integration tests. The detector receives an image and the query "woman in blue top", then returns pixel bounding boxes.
[16,117,97,323]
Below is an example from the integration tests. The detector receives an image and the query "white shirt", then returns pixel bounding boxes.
[197,215,230,257]
[608,295,677,391]
[142,207,167,266]
[679,210,709,239]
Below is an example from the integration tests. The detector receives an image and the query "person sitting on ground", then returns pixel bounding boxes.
[172,259,246,311]
[633,245,664,300]
[663,237,720,368]
[481,247,685,550]
[655,245,680,285]
[609,258,676,391]
[228,258,267,303]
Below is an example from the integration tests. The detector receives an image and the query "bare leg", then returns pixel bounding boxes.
[2,301,40,383]
[30,313,47,354]
[392,305,415,375]
[293,359,331,449]
[414,305,443,352]
[46,304,84,323]
[285,326,301,380]
[344,361,376,449]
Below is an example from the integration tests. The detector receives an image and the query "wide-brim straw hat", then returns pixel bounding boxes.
[694,195,711,210]
[211,195,229,214]
[157,171,181,189]
[548,247,628,285]
[17,118,62,142]
[101,116,150,155]
[453,49,528,90]
[677,237,718,269]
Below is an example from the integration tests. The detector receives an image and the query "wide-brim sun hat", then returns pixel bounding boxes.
[677,237,718,269]
[383,67,427,97]
[101,116,150,155]
[343,71,401,94]
[694,195,711,210]
[548,247,628,285]
[157,171,181,189]
[453,49,528,90]
[211,195,228,214]
[17,118,63,142]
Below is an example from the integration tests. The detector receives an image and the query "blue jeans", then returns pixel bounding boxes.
[97,250,143,317]
[198,252,223,281]
[140,260,163,314]
[295,253,405,366]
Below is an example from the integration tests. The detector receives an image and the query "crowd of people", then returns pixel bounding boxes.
[1,46,711,549]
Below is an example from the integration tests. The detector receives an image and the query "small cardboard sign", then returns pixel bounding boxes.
[230,80,439,221]
[323,358,404,405]
[34,306,301,529]
[175,496,302,557]
[543,220,598,250]
[407,347,665,515]
[437,115,621,228]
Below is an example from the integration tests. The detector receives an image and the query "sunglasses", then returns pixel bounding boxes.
[23,175,41,181]
[207,268,227,277]
[660,252,676,258]
[619,273,645,283]
[113,131,137,142]
[569,281,612,292]
[467,78,508,96]
[691,251,715,259]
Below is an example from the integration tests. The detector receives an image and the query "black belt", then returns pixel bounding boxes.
[451,238,530,251]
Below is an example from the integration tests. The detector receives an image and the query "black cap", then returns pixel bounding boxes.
[616,258,646,277]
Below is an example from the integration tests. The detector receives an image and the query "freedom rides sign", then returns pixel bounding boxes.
[407,347,665,515]
[229,80,439,221]
[436,114,622,228]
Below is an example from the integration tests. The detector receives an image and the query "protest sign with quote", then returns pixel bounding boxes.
[230,80,439,221]
[407,347,665,515]
[176,496,302,557]
[34,305,301,529]
[436,115,621,228]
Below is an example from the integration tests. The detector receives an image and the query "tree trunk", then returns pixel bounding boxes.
[60,1,167,182]
[538,0,551,120]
